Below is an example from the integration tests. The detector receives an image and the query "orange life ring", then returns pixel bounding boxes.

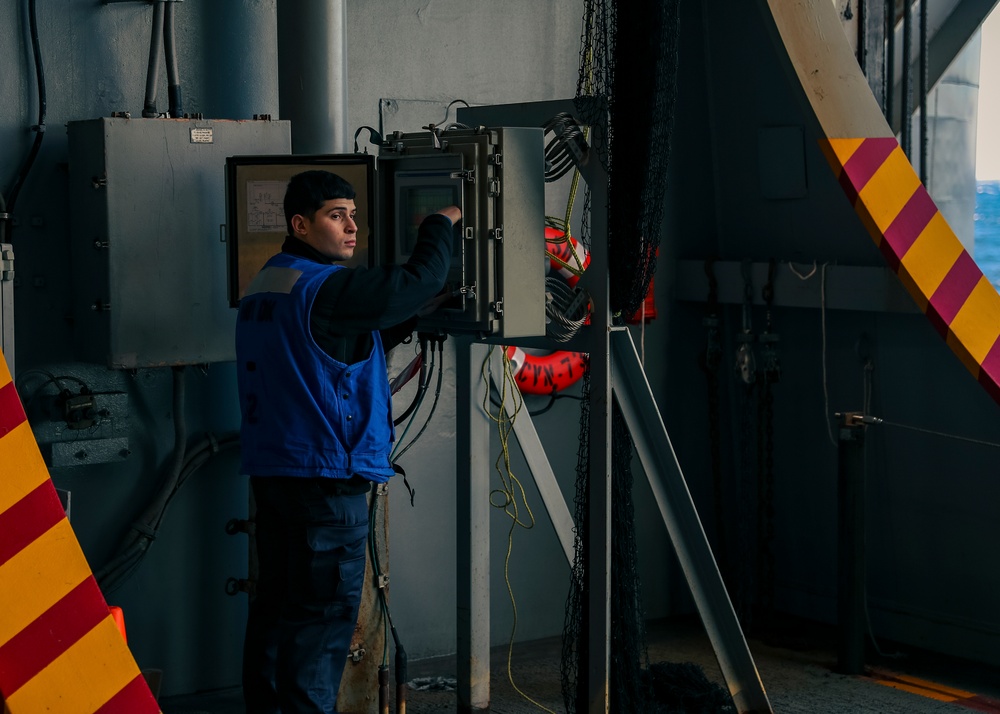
[544,226,590,286]
[504,228,589,395]
[505,345,588,395]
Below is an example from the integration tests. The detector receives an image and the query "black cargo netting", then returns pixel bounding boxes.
[561,376,735,713]
[573,0,681,319]
[561,1,737,712]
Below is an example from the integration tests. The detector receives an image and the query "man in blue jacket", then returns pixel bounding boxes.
[236,170,459,713]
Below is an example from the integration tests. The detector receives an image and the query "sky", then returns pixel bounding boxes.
[977,7,1000,179]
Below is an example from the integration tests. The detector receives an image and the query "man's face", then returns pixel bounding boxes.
[292,198,358,261]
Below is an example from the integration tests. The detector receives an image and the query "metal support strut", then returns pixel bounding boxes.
[836,411,867,675]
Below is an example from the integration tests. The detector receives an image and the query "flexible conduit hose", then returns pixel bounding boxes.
[164,0,182,116]
[5,0,47,235]
[97,367,187,594]
[142,1,165,117]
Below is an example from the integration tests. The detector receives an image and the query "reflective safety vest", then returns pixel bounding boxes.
[235,252,395,482]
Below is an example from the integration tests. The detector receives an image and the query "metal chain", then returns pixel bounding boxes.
[736,381,756,628]
[756,259,779,619]
[698,259,727,574]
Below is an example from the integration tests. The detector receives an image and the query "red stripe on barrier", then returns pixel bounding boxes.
[92,672,160,714]
[926,251,981,336]
[882,184,937,262]
[839,137,898,201]
[0,577,108,695]
[0,380,27,438]
[0,481,67,568]
[977,336,1000,403]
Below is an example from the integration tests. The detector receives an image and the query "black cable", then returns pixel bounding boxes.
[353,125,384,153]
[437,99,470,126]
[901,0,912,157]
[143,2,165,117]
[393,344,428,427]
[918,0,927,184]
[885,0,895,125]
[392,339,445,462]
[164,0,182,117]
[6,0,47,224]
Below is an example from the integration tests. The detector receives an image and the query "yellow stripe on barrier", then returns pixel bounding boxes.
[4,617,143,714]
[0,422,51,515]
[947,277,1000,365]
[0,518,92,647]
[856,146,922,235]
[898,213,964,309]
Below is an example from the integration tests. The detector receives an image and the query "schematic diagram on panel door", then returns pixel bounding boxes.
[246,180,287,233]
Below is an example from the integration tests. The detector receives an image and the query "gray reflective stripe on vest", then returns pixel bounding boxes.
[244,266,303,296]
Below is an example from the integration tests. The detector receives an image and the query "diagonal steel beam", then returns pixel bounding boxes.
[610,329,773,714]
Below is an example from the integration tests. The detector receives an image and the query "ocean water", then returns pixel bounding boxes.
[975,180,1000,291]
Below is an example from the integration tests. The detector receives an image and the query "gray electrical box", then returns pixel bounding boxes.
[377,126,546,338]
[68,117,291,368]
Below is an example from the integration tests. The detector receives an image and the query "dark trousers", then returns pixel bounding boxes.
[243,476,370,714]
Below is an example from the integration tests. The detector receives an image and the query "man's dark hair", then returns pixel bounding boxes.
[283,170,356,236]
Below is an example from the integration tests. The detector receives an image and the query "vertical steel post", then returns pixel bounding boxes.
[584,175,612,714]
[455,337,491,712]
[837,412,867,675]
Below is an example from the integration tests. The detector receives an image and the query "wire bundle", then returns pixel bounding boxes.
[544,276,589,342]
[542,113,589,183]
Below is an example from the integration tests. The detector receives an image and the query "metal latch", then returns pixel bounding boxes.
[489,226,503,242]
[451,169,476,183]
[1,245,13,282]
[492,298,503,316]
[349,647,366,663]
[488,177,500,196]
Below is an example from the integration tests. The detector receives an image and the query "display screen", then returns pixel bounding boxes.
[393,171,462,262]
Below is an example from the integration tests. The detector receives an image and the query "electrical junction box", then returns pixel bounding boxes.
[68,116,291,368]
[376,126,546,338]
[225,126,546,340]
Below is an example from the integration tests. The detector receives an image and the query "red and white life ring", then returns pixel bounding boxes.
[505,228,589,395]
[505,345,587,395]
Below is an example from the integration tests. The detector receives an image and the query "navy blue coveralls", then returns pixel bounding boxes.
[236,213,453,714]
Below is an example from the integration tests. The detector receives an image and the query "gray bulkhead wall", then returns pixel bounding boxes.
[665,0,1000,666]
[1,0,681,699]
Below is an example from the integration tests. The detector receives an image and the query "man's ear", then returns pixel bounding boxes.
[290,214,308,236]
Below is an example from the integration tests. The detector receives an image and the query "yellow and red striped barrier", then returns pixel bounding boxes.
[820,137,1000,401]
[765,0,1000,405]
[0,353,159,713]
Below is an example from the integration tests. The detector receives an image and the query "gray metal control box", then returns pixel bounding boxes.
[377,126,546,339]
[68,117,291,368]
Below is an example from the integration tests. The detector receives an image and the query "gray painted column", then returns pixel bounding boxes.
[200,0,280,120]
[276,0,349,154]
